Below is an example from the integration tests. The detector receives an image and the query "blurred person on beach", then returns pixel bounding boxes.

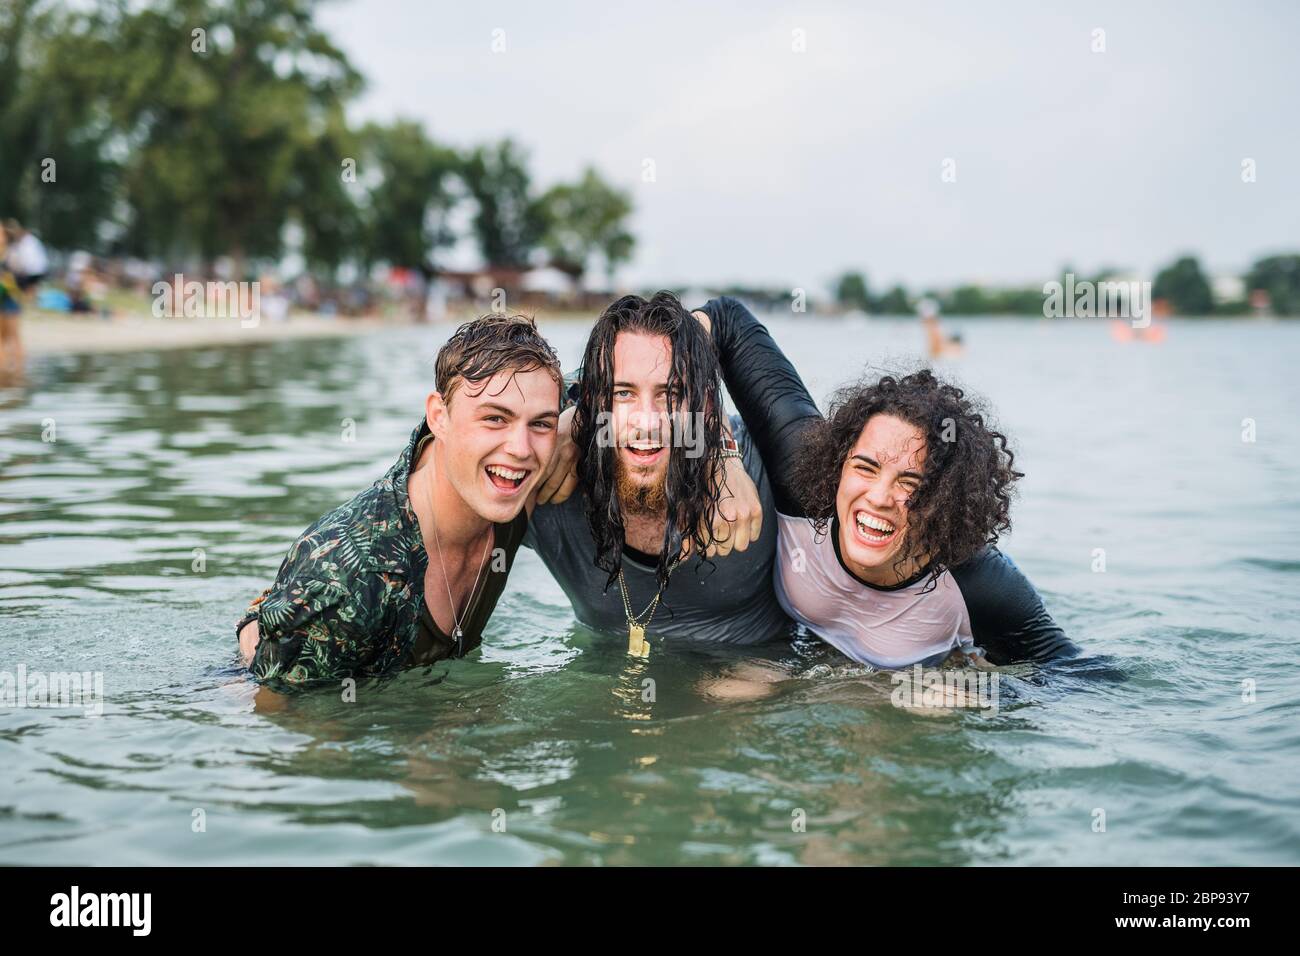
[258,273,291,323]
[67,253,112,319]
[236,313,566,685]
[3,220,49,295]
[0,228,25,373]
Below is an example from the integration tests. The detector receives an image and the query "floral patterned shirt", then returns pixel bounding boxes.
[241,420,436,685]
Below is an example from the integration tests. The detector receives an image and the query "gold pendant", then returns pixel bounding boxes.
[627,622,649,659]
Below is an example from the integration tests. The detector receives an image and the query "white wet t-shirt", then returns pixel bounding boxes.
[775,514,977,669]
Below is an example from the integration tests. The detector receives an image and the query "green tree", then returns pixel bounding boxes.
[290,113,363,279]
[0,0,120,249]
[834,271,870,311]
[460,138,544,268]
[71,0,363,274]
[537,167,634,281]
[1153,255,1214,316]
[1244,254,1300,316]
[873,285,910,314]
[357,120,460,277]
[944,285,993,315]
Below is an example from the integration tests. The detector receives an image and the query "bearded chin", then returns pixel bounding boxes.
[616,456,667,515]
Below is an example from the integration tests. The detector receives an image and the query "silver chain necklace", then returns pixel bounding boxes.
[426,440,493,653]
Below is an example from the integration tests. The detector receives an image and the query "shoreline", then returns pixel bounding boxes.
[16,309,1274,360]
[19,312,409,357]
[16,308,609,357]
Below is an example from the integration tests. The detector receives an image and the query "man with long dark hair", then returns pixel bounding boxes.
[525,291,791,653]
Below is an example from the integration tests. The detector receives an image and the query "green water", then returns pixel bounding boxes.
[1,317,1298,865]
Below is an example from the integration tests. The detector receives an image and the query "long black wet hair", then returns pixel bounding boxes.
[573,291,725,592]
[791,369,1021,589]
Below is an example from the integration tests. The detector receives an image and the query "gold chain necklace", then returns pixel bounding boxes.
[618,553,682,658]
[426,439,493,656]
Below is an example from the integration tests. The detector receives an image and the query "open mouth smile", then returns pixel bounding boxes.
[853,509,898,548]
[485,463,530,494]
[621,439,666,465]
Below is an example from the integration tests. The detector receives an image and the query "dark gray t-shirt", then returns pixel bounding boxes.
[523,416,795,645]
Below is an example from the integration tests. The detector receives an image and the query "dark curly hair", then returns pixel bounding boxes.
[790,368,1021,588]
[573,291,725,592]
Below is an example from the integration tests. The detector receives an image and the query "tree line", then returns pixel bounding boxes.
[0,0,635,285]
[833,255,1300,318]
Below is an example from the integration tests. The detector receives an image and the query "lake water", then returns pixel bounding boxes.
[2,315,1298,865]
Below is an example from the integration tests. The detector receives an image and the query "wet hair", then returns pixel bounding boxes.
[435,312,563,405]
[573,291,725,591]
[791,369,1021,588]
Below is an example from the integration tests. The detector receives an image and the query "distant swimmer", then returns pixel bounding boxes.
[918,298,963,359]
[1110,320,1168,344]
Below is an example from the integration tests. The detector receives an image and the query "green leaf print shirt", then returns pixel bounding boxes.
[239,418,525,686]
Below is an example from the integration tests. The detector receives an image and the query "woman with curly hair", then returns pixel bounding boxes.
[693,296,1077,668]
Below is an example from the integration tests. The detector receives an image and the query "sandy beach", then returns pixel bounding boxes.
[19,311,406,356]
[16,307,601,357]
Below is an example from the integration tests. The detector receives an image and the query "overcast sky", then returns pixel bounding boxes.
[317,0,1299,292]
